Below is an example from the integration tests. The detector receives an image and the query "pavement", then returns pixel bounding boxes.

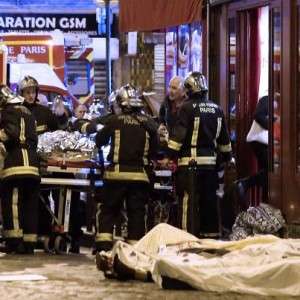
[0,248,296,300]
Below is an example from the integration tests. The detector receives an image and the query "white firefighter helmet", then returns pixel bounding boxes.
[184,72,208,96]
[19,75,39,93]
[116,84,143,109]
[0,85,24,107]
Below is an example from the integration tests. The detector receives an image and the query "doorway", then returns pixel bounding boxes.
[228,5,269,205]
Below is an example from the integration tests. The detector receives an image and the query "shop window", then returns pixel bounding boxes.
[165,22,203,88]
[66,60,90,97]
[178,24,190,78]
[191,23,203,73]
[165,27,178,87]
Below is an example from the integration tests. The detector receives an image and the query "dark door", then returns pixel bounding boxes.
[211,0,300,223]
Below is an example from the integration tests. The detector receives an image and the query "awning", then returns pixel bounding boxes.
[119,0,203,33]
[9,63,69,96]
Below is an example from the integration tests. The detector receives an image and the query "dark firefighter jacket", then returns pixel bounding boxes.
[96,112,158,182]
[0,104,40,181]
[24,102,68,135]
[167,97,232,168]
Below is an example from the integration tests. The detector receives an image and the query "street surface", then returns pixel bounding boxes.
[0,248,295,300]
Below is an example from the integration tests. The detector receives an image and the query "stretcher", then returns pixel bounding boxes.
[40,160,103,253]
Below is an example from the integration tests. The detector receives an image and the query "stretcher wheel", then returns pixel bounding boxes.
[54,235,67,254]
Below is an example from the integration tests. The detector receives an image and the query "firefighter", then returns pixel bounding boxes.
[19,75,68,134]
[0,85,40,254]
[166,72,232,237]
[95,84,158,253]
[18,75,70,250]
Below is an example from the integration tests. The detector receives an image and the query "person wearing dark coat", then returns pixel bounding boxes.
[0,85,40,254]
[18,76,75,252]
[158,76,185,142]
[95,84,158,252]
[166,72,232,237]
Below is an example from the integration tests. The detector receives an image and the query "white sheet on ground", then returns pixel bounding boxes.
[111,223,300,296]
[0,273,47,281]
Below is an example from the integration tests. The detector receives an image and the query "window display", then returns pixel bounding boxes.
[165,22,203,88]
[165,28,177,88]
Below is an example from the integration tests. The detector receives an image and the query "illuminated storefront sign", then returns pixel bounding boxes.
[0,13,98,35]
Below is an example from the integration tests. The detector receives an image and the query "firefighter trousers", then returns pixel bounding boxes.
[95,180,149,251]
[176,166,219,237]
[1,178,40,246]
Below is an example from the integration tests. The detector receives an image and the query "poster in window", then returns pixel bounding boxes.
[165,27,177,88]
[190,22,202,72]
[178,24,190,78]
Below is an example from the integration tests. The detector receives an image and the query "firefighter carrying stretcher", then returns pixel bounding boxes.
[18,75,80,253]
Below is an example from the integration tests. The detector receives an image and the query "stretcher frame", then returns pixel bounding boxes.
[40,164,103,234]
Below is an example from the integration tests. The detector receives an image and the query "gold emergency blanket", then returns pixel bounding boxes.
[111,224,300,296]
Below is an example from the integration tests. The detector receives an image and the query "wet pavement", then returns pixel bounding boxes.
[0,248,297,300]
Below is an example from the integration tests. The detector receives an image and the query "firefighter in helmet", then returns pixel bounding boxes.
[19,75,69,134]
[18,75,71,250]
[94,84,158,253]
[166,72,232,237]
[0,85,40,254]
